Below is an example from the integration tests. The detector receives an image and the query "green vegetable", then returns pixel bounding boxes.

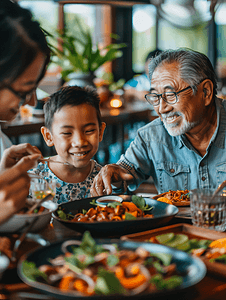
[131,195,153,211]
[150,274,183,290]
[95,268,126,295]
[166,234,189,248]
[210,254,226,263]
[124,212,137,220]
[156,233,175,244]
[22,261,48,282]
[107,254,119,267]
[151,253,172,266]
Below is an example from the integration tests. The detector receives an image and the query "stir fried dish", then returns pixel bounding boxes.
[57,195,154,222]
[154,190,190,205]
[22,231,184,296]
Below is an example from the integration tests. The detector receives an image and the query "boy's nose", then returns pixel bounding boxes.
[71,135,88,147]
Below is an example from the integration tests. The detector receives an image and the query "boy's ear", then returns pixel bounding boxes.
[41,126,54,147]
[99,122,106,142]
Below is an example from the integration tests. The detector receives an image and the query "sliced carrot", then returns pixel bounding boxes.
[122,202,139,212]
[58,275,75,291]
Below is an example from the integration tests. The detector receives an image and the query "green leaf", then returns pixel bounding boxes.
[22,261,48,282]
[57,209,67,221]
[131,195,153,211]
[95,268,126,295]
[107,254,119,267]
[151,253,172,266]
[124,212,137,220]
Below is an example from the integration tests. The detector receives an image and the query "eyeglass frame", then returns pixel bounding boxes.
[145,85,193,107]
[2,84,37,107]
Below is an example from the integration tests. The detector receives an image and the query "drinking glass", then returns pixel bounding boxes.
[190,189,226,232]
[30,177,56,203]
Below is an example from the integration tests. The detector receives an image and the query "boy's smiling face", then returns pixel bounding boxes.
[42,103,105,171]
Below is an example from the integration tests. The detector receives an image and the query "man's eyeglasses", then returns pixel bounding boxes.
[145,85,192,107]
[5,84,36,107]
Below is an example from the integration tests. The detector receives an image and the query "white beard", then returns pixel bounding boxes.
[162,112,200,136]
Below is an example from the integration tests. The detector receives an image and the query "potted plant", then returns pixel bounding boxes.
[48,16,127,87]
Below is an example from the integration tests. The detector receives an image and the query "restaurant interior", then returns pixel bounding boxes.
[2,1,226,299]
[3,0,226,194]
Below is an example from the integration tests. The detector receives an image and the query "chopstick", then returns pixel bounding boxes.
[38,158,73,166]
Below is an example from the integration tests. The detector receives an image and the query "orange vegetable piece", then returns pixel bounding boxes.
[58,275,75,291]
[122,202,139,212]
[157,197,173,205]
[73,279,94,295]
[209,238,226,249]
[114,266,147,289]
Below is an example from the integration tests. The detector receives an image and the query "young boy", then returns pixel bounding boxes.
[33,85,106,204]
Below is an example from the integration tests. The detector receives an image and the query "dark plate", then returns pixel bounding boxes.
[52,197,179,237]
[17,238,206,300]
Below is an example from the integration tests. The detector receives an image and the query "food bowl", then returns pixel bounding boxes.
[52,197,178,237]
[96,195,123,206]
[0,201,58,233]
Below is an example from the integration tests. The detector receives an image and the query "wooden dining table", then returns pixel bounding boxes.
[1,199,226,300]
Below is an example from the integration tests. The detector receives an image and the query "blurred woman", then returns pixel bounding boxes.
[0,0,50,224]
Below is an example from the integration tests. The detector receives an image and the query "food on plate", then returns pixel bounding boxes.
[57,195,154,222]
[156,197,173,205]
[154,190,190,205]
[22,231,184,296]
[17,205,46,214]
[149,233,226,264]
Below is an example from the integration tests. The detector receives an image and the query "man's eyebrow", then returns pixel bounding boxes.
[150,85,175,92]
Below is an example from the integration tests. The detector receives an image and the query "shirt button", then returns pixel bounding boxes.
[200,162,204,167]
[201,177,206,181]
[170,169,175,173]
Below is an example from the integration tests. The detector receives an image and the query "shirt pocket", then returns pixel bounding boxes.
[216,163,226,186]
[156,161,190,193]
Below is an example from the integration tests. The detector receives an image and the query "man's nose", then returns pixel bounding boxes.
[158,96,171,114]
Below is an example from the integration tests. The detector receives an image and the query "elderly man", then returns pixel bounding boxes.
[91,48,225,196]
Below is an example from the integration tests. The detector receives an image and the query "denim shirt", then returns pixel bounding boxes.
[117,97,226,194]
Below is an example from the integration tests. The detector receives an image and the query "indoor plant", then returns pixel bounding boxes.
[48,16,127,86]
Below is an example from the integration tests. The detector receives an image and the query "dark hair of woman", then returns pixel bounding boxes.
[0,0,51,85]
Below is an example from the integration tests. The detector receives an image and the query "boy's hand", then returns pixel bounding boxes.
[91,164,134,196]
[0,143,42,171]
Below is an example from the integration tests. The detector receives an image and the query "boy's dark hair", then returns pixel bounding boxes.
[44,85,102,130]
[0,0,50,84]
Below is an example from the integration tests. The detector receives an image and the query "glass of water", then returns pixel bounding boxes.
[30,177,56,202]
[190,189,226,232]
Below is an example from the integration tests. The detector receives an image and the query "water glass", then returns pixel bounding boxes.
[190,189,226,232]
[30,177,56,202]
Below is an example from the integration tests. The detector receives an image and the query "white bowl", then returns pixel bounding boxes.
[0,254,10,280]
[96,195,123,206]
[0,201,58,233]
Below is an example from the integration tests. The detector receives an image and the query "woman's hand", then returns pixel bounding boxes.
[0,143,42,171]
[0,152,42,225]
[91,164,134,196]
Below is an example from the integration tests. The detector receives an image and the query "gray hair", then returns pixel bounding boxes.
[148,48,217,97]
